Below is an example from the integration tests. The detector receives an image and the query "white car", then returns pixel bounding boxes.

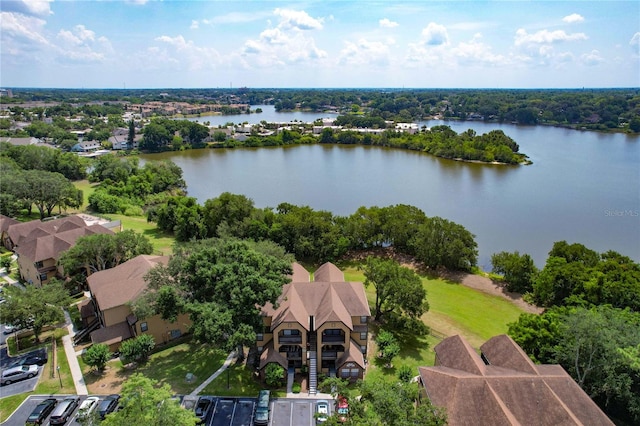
[0,364,38,385]
[74,396,100,424]
[315,400,330,423]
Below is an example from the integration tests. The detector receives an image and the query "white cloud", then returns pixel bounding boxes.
[631,32,640,46]
[273,8,323,31]
[190,20,199,30]
[562,13,584,24]
[379,18,398,28]
[55,25,112,64]
[338,38,391,67]
[581,49,603,65]
[0,0,53,17]
[0,12,50,46]
[125,0,149,5]
[155,35,222,71]
[240,8,326,68]
[451,34,508,66]
[421,22,449,46]
[514,28,588,46]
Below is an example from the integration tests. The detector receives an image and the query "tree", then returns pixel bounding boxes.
[376,330,400,368]
[202,192,255,238]
[360,257,428,321]
[59,230,153,278]
[0,280,72,343]
[127,119,136,147]
[83,343,112,372]
[264,363,285,387]
[491,251,538,293]
[145,238,293,352]
[119,334,155,364]
[410,216,478,271]
[397,365,414,383]
[102,374,198,426]
[141,122,171,151]
[22,169,80,219]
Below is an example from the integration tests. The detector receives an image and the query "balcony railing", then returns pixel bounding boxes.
[278,336,302,344]
[286,352,302,360]
[321,335,345,343]
[321,351,338,359]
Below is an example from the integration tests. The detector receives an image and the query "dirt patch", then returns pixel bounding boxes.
[84,361,131,394]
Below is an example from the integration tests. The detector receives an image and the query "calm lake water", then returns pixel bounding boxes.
[145,106,640,269]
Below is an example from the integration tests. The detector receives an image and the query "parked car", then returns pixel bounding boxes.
[11,353,48,367]
[98,394,120,419]
[315,400,329,423]
[75,396,100,423]
[25,398,57,425]
[336,396,349,423]
[50,396,79,424]
[254,390,270,425]
[0,364,38,385]
[194,396,213,424]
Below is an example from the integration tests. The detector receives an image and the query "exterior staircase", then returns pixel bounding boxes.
[308,351,317,395]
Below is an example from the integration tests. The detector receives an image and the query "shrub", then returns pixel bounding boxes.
[264,363,285,387]
[84,343,111,372]
[120,334,155,364]
[292,383,301,393]
[397,365,414,383]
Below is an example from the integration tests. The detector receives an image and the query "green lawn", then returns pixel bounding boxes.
[343,267,526,382]
[199,361,264,397]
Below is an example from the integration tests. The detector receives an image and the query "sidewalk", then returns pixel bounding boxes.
[189,350,237,396]
[62,310,88,395]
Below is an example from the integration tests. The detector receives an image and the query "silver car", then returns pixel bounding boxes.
[0,364,38,385]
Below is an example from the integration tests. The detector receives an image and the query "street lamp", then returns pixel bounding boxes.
[57,366,62,388]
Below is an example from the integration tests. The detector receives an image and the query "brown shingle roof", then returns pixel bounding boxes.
[90,321,132,346]
[418,335,614,426]
[262,262,370,332]
[88,255,169,311]
[290,262,310,282]
[14,223,112,262]
[313,262,344,282]
[0,215,19,234]
[259,340,288,370]
[7,215,87,247]
[336,338,366,369]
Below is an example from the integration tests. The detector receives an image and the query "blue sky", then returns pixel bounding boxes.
[1,0,639,88]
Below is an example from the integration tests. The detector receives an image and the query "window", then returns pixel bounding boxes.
[350,368,360,377]
[341,368,360,378]
[35,261,44,268]
[324,329,341,336]
[256,333,263,341]
[360,332,367,340]
[360,345,367,354]
[283,329,299,336]
[360,316,368,324]
[39,273,48,282]
[140,322,148,332]
[257,346,263,352]
[170,329,181,339]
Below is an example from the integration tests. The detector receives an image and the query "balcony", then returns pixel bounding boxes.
[321,335,345,344]
[321,351,338,360]
[278,336,302,344]
[286,352,303,360]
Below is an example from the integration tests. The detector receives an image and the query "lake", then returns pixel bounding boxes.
[144,105,640,269]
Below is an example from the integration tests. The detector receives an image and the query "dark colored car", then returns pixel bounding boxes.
[98,394,120,419]
[194,396,213,424]
[50,396,79,424]
[12,354,48,367]
[26,398,57,425]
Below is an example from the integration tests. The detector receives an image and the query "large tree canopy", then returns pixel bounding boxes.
[0,279,72,343]
[143,238,293,351]
[360,256,428,321]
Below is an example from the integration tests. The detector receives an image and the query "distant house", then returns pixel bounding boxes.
[417,334,614,426]
[0,215,19,250]
[9,216,113,286]
[71,140,101,153]
[85,255,191,351]
[259,262,371,394]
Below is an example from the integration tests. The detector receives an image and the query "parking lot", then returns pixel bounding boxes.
[2,395,329,426]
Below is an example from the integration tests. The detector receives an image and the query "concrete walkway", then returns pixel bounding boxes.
[62,310,88,395]
[189,350,237,396]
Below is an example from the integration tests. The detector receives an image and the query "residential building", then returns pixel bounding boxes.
[417,334,613,425]
[85,255,191,351]
[259,262,371,393]
[0,215,19,250]
[10,216,113,286]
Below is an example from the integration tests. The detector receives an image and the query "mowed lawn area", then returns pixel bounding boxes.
[72,180,174,255]
[342,268,526,382]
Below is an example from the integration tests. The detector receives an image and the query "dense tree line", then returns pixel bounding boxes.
[88,155,186,215]
[139,118,210,151]
[492,241,640,311]
[147,193,478,271]
[7,88,639,133]
[0,143,87,180]
[0,155,82,218]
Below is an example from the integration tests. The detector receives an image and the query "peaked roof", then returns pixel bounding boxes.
[262,262,370,331]
[88,255,169,311]
[7,215,87,248]
[419,335,613,426]
[14,223,112,262]
[0,215,19,234]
